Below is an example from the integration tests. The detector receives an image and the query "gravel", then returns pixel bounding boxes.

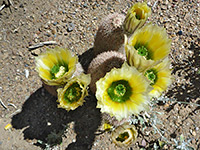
[0,0,199,149]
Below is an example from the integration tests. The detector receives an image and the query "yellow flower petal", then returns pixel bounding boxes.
[4,123,12,130]
[46,52,58,64]
[57,74,91,111]
[125,24,171,72]
[35,47,78,85]
[96,62,151,121]
[38,67,51,80]
[146,58,172,98]
[123,2,151,33]
[41,57,55,69]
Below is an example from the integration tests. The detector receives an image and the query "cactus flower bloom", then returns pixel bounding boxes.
[125,24,171,72]
[123,2,151,33]
[111,123,138,147]
[57,74,91,111]
[145,58,172,98]
[96,63,152,121]
[35,47,77,85]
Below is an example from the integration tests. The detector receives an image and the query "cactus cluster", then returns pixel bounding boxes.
[34,1,172,148]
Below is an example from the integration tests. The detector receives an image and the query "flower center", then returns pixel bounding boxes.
[107,80,132,103]
[134,43,152,60]
[64,82,82,104]
[137,46,148,57]
[134,8,144,20]
[50,63,68,79]
[116,131,129,142]
[114,84,126,96]
[144,69,157,85]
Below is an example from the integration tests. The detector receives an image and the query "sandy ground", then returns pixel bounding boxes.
[0,0,200,150]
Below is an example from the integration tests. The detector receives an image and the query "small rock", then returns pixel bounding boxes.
[34,38,38,43]
[177,30,183,35]
[44,32,51,37]
[174,37,179,42]
[141,139,146,147]
[19,4,24,8]
[163,145,168,149]
[51,29,56,35]
[31,49,41,56]
[164,103,169,109]
[161,5,167,10]
[192,131,196,136]
[83,3,88,8]
[25,69,29,78]
[67,23,75,32]
[191,139,196,145]
[18,51,24,57]
[44,24,49,29]
[53,22,58,26]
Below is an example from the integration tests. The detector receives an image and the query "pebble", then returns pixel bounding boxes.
[83,3,88,8]
[34,38,38,42]
[67,23,75,32]
[24,69,29,78]
[177,30,183,35]
[191,139,196,145]
[0,0,200,150]
[141,139,146,147]
[31,49,41,56]
[192,131,196,136]
[53,22,58,26]
[161,5,167,10]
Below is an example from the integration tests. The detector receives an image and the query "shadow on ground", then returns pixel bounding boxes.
[11,48,101,150]
[165,41,200,105]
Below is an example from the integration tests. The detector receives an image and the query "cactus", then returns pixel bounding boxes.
[93,13,126,56]
[87,51,125,93]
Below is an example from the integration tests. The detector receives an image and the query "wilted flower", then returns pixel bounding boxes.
[35,47,77,85]
[144,58,172,98]
[111,123,138,147]
[57,74,91,111]
[96,62,152,121]
[123,2,151,33]
[125,24,171,72]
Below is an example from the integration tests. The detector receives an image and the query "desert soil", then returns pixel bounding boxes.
[0,0,200,150]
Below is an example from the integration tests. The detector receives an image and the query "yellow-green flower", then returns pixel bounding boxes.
[111,123,137,147]
[123,2,151,33]
[57,73,91,111]
[144,58,172,98]
[35,47,77,85]
[96,63,152,121]
[125,24,171,72]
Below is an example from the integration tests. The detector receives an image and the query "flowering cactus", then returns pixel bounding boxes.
[123,2,151,33]
[87,51,126,93]
[35,47,77,85]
